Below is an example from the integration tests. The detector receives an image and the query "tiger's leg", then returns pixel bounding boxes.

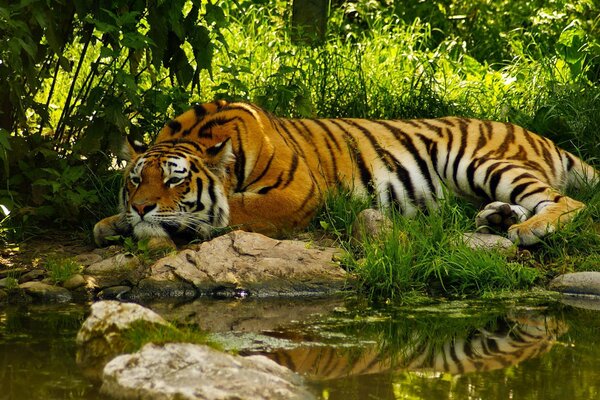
[507,193,584,245]
[226,189,321,238]
[93,214,130,247]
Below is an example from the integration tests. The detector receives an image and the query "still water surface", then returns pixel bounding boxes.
[0,297,599,399]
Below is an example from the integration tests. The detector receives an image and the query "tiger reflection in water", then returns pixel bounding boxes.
[261,312,566,379]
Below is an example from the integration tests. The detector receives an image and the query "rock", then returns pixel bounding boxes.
[559,296,600,311]
[74,253,103,267]
[148,296,345,333]
[97,285,132,300]
[101,342,315,400]
[149,230,349,297]
[19,281,72,303]
[84,253,146,289]
[0,277,15,289]
[0,267,26,279]
[462,232,516,255]
[18,269,46,283]
[352,208,393,242]
[549,272,600,297]
[76,300,170,380]
[125,277,197,301]
[62,273,87,290]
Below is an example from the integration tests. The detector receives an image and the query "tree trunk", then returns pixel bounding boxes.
[291,0,330,45]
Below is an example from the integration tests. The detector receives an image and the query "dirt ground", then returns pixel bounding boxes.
[0,230,95,273]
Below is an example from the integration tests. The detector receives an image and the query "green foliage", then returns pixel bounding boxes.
[1,0,598,292]
[314,188,371,240]
[326,195,539,301]
[122,320,220,354]
[0,0,227,232]
[44,256,82,284]
[1,276,19,291]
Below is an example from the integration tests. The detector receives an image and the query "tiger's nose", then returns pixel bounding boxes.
[133,202,157,217]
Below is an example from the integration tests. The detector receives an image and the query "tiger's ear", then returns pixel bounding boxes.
[122,137,148,160]
[204,137,235,177]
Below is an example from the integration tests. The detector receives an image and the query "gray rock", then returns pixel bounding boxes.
[101,342,315,400]
[19,281,72,303]
[148,296,346,333]
[76,300,170,380]
[74,253,103,267]
[0,267,26,279]
[125,277,197,301]
[352,208,393,242]
[149,230,349,297]
[559,295,600,311]
[549,272,600,297]
[62,273,87,290]
[462,232,516,255]
[0,277,15,289]
[18,269,46,283]
[84,253,146,289]
[97,285,132,300]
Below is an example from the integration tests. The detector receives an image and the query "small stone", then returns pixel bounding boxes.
[18,269,46,283]
[63,273,87,290]
[0,277,15,289]
[76,300,170,381]
[101,343,315,400]
[0,267,26,279]
[559,296,600,311]
[352,209,393,242]
[550,272,600,297]
[84,253,145,289]
[74,253,103,266]
[19,281,72,303]
[97,285,132,300]
[124,278,197,301]
[462,232,516,256]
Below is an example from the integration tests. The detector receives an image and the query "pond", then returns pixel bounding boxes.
[1,296,599,400]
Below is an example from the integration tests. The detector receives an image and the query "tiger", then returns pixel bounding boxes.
[93,100,598,247]
[262,312,566,379]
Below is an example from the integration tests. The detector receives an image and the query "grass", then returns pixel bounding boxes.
[313,185,598,302]
[207,2,600,302]
[3,1,598,301]
[44,256,82,285]
[122,320,220,354]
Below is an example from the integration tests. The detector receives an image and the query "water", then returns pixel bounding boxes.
[1,297,599,400]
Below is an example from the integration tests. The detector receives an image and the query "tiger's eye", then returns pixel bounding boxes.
[130,176,141,185]
[167,177,183,186]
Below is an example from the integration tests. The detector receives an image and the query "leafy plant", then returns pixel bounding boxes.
[122,320,220,354]
[44,256,82,284]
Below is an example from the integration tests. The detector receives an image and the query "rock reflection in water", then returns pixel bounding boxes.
[146,296,346,333]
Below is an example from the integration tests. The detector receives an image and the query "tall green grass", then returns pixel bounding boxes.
[315,192,541,301]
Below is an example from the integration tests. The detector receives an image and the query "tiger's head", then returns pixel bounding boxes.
[120,136,233,242]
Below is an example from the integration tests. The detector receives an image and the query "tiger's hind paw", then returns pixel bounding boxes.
[475,202,531,234]
[507,219,555,246]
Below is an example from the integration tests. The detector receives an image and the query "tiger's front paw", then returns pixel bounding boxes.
[93,214,129,247]
[147,236,177,252]
[476,201,531,234]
